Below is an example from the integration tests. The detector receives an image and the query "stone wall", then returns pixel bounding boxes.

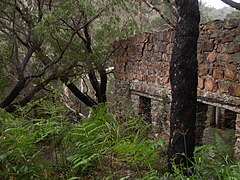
[114,19,240,112]
[113,18,240,153]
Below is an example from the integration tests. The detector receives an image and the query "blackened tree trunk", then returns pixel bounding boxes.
[0,78,26,109]
[61,77,97,107]
[5,75,57,113]
[168,0,200,173]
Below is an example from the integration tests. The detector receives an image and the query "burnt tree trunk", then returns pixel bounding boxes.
[168,0,200,173]
[61,77,97,107]
[5,75,57,112]
[88,68,107,104]
[0,78,26,109]
[84,23,108,104]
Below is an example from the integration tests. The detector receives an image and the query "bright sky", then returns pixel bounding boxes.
[201,0,240,9]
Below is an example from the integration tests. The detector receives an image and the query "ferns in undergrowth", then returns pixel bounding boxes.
[0,109,51,179]
[64,103,165,177]
[64,103,119,173]
[3,99,240,179]
[0,99,71,179]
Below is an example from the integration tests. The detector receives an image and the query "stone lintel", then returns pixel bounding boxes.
[130,90,240,113]
[130,89,170,102]
[197,97,240,113]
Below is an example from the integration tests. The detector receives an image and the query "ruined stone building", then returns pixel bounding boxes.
[113,19,240,156]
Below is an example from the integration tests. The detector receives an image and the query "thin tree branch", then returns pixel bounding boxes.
[49,0,52,11]
[221,0,240,10]
[5,74,57,112]
[37,0,44,22]
[142,0,176,28]
[29,32,76,79]
[60,18,87,44]
[21,47,35,72]
[163,0,179,19]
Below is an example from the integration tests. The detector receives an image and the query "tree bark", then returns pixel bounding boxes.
[83,23,108,104]
[5,75,56,112]
[99,68,107,103]
[61,77,97,107]
[221,0,240,10]
[168,0,200,174]
[0,78,26,109]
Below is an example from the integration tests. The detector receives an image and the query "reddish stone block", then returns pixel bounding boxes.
[217,44,224,53]
[135,54,142,61]
[224,65,238,81]
[198,78,204,89]
[140,83,147,92]
[163,76,169,84]
[225,42,240,54]
[204,77,217,92]
[120,57,129,63]
[199,40,214,52]
[206,52,217,62]
[199,34,209,41]
[198,52,208,63]
[221,34,235,43]
[213,69,224,79]
[140,67,146,75]
[217,54,233,63]
[218,81,230,93]
[229,83,240,97]
[198,64,209,76]
[136,74,143,81]
[209,64,214,75]
[224,19,239,29]
[146,43,153,51]
[159,42,167,53]
[149,75,157,82]
[143,75,148,81]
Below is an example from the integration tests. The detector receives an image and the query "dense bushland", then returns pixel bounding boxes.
[1,99,240,179]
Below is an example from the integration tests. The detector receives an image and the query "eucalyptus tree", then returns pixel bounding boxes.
[0,0,137,112]
[168,0,200,174]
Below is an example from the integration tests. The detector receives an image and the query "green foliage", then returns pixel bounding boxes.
[1,99,240,179]
[0,108,46,179]
[0,33,11,99]
[203,127,235,158]
[199,2,239,23]
[0,99,70,179]
[226,10,240,18]
[64,104,166,178]
[65,103,119,173]
[112,139,159,167]
[33,0,138,70]
[161,145,240,180]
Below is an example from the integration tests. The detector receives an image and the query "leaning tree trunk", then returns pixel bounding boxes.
[168,0,200,173]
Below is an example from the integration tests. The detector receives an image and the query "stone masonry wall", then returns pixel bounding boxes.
[113,19,240,112]
[113,18,240,151]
